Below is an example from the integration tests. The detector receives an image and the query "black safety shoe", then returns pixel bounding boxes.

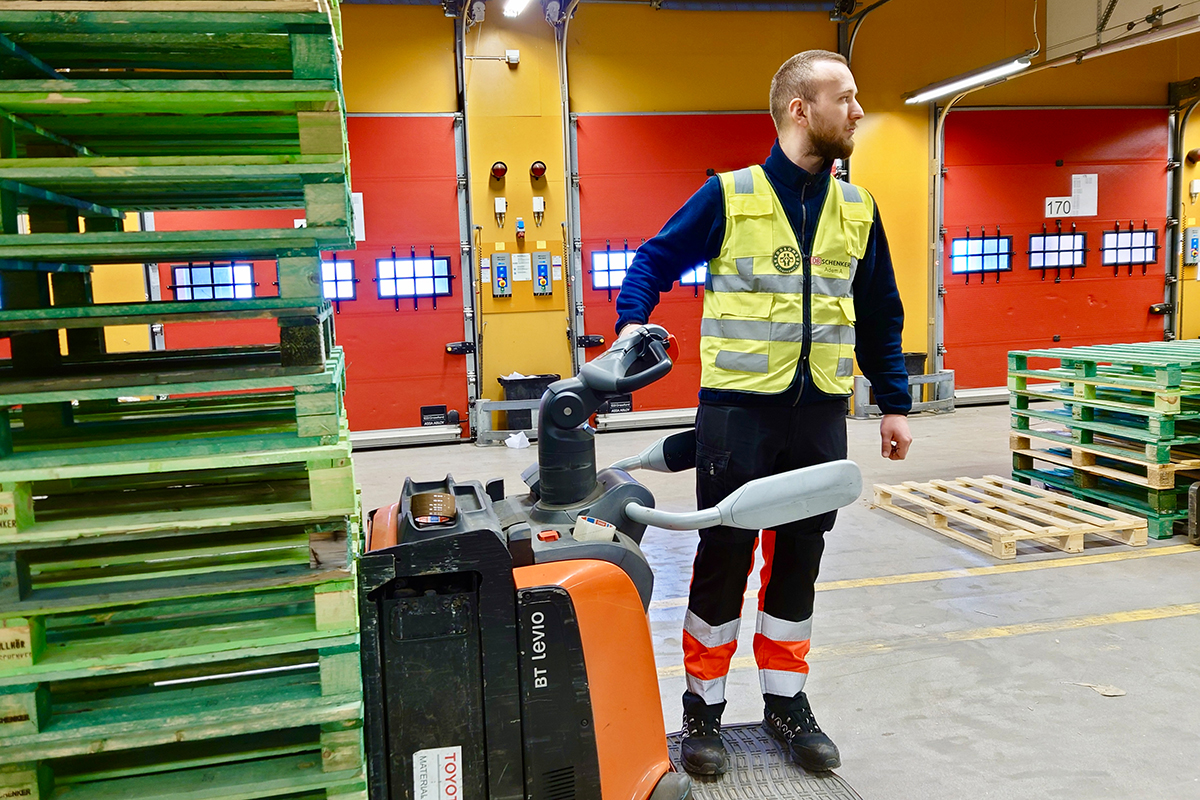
[764,693,841,772]
[680,709,728,776]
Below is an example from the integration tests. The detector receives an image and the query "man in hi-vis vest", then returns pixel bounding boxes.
[615,50,913,776]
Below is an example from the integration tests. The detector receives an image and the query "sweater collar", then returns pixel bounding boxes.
[764,139,831,194]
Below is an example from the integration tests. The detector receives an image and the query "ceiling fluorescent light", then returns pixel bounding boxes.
[904,53,1033,105]
[1073,14,1200,61]
[504,0,532,16]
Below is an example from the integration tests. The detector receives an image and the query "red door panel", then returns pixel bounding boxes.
[341,116,465,432]
[577,114,777,411]
[943,109,1168,388]
[155,116,467,433]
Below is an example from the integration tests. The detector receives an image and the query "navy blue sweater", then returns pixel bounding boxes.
[615,141,912,415]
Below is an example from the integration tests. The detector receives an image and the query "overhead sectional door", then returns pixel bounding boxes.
[576,113,777,412]
[157,116,467,433]
[942,108,1169,389]
[338,115,466,433]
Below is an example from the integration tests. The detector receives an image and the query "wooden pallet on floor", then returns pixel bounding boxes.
[872,475,1148,559]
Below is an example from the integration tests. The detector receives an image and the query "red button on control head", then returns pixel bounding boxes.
[536,530,560,542]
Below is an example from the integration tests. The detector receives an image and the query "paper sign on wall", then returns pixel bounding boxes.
[512,253,533,282]
[1044,174,1098,218]
[1071,174,1098,216]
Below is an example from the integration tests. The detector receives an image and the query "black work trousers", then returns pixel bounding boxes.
[682,398,847,714]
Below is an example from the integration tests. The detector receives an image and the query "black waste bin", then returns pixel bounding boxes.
[903,352,927,376]
[498,373,560,430]
[902,352,926,403]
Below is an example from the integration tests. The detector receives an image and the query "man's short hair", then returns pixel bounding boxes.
[769,50,849,130]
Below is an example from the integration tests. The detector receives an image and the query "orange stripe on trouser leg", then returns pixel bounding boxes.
[752,633,812,673]
[757,529,776,612]
[682,630,741,681]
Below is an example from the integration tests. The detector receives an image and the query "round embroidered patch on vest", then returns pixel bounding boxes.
[772,246,801,274]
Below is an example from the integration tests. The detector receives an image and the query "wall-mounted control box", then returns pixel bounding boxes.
[533,251,552,296]
[492,252,511,297]
[1186,226,1200,267]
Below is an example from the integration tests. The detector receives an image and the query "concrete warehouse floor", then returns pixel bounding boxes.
[355,404,1200,800]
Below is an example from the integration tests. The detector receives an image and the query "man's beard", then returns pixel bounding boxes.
[807,117,855,162]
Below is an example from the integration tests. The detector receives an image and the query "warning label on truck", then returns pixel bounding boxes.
[412,746,462,800]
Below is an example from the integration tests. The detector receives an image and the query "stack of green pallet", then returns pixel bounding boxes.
[0,2,365,798]
[1008,342,1200,540]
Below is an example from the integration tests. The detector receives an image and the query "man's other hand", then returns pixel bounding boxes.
[880,414,912,460]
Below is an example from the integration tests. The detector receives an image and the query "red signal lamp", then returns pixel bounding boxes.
[490,161,508,180]
[530,161,547,179]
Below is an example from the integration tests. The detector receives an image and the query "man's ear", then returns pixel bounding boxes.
[789,96,807,128]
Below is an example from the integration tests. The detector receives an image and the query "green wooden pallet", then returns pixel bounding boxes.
[0,575,357,679]
[0,155,347,211]
[0,83,346,159]
[1010,427,1200,482]
[0,303,334,371]
[0,0,344,48]
[0,448,358,545]
[1009,406,1200,451]
[0,722,363,800]
[0,298,329,333]
[1011,342,1200,373]
[0,643,360,757]
[0,412,351,470]
[0,229,349,267]
[1,518,355,618]
[1008,383,1200,420]
[0,345,331,393]
[3,350,345,460]
[0,4,343,80]
[1007,362,1200,395]
[1013,466,1187,540]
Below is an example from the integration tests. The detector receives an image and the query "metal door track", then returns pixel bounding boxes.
[666,723,864,800]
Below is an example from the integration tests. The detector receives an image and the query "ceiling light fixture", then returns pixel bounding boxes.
[504,0,532,17]
[904,51,1035,105]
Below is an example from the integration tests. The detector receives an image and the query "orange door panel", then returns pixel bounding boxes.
[576,113,777,411]
[943,108,1168,388]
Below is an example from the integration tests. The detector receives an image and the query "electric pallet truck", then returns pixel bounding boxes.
[359,325,864,800]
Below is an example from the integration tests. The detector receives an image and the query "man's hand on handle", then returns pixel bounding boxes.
[617,323,646,340]
[880,414,912,461]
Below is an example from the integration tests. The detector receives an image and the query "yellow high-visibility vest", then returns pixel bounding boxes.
[699,164,875,396]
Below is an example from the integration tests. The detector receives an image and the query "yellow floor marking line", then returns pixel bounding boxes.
[656,601,1200,678]
[647,543,1197,611]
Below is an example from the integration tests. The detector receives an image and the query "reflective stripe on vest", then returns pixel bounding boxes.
[700,164,874,396]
